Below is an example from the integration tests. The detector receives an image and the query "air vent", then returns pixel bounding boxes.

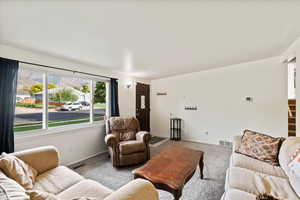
[219,140,233,148]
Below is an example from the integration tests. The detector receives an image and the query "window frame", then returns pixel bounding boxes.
[14,63,109,137]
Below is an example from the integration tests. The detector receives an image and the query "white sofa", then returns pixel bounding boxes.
[222,136,300,200]
[0,146,159,200]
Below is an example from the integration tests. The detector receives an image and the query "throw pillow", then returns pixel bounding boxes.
[288,148,300,177]
[26,190,59,200]
[0,172,29,200]
[256,193,280,200]
[0,153,38,189]
[236,130,284,166]
[120,131,136,141]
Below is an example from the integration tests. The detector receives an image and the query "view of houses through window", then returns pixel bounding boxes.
[14,66,107,133]
[14,68,44,132]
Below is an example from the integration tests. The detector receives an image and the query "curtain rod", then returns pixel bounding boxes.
[1,57,116,80]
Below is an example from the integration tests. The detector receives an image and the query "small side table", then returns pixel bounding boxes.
[170,118,182,141]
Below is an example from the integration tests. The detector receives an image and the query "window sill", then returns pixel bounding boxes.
[15,121,105,143]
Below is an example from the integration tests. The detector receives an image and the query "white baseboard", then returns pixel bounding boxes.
[67,150,108,166]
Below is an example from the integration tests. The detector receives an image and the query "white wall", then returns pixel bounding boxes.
[15,124,106,165]
[0,44,149,165]
[151,57,287,144]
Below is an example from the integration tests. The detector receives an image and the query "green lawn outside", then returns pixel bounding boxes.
[14,125,43,132]
[16,102,105,109]
[94,103,106,108]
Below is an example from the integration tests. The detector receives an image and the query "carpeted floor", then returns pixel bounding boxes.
[150,136,167,145]
[73,140,231,200]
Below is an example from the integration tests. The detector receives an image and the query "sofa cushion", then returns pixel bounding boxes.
[26,190,59,200]
[236,130,284,166]
[278,137,300,197]
[230,152,287,178]
[34,166,83,194]
[57,180,113,200]
[0,153,38,190]
[119,141,146,155]
[123,117,139,132]
[222,189,256,200]
[120,131,136,141]
[0,172,29,200]
[109,117,139,141]
[103,179,158,200]
[109,117,125,131]
[226,167,299,200]
[289,149,300,177]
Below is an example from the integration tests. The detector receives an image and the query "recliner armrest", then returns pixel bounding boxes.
[104,179,158,200]
[136,131,151,144]
[105,134,118,147]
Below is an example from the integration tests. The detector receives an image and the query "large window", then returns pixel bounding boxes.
[14,68,44,132]
[14,65,107,134]
[93,81,106,122]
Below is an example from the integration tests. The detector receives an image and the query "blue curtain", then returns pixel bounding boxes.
[110,78,119,117]
[0,58,19,154]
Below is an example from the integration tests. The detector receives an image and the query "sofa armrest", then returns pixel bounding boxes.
[11,146,59,175]
[104,179,158,200]
[232,135,242,152]
[105,134,118,148]
[136,131,151,144]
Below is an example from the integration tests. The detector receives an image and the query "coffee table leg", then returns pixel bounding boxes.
[199,156,204,179]
[173,189,182,200]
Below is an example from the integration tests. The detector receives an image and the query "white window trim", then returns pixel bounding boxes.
[19,62,110,82]
[15,120,105,141]
[89,80,94,123]
[42,72,48,129]
[15,65,108,138]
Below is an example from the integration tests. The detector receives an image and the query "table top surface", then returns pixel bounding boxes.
[133,145,203,189]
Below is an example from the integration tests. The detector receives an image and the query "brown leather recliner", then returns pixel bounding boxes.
[105,117,151,167]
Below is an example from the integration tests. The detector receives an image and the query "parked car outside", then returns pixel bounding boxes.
[60,102,82,111]
[80,101,90,106]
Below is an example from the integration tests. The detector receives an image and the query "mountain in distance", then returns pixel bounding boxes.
[17,69,89,95]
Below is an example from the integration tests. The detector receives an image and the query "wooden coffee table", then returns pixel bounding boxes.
[133,145,204,200]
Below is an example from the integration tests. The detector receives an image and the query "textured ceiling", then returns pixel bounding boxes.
[1,1,300,79]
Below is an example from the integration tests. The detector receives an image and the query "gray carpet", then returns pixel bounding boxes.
[73,140,231,200]
[150,136,167,145]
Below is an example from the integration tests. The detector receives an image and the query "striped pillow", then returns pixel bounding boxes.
[0,172,29,200]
